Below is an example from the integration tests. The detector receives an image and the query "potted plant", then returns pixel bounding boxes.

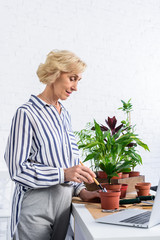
[76,115,149,187]
[118,99,149,177]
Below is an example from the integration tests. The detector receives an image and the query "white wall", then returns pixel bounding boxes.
[1,0,160,185]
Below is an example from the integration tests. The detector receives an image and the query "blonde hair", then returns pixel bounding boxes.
[36,50,87,84]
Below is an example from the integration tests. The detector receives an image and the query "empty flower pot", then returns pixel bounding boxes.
[120,184,128,199]
[129,171,140,177]
[135,182,151,197]
[122,172,129,178]
[100,191,121,210]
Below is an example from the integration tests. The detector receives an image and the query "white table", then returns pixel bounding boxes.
[72,202,160,240]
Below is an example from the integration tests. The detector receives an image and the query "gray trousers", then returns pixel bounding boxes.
[13,184,74,240]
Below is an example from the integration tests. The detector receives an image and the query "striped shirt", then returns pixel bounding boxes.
[4,95,85,238]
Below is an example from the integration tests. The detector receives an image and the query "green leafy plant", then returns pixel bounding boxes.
[118,99,149,170]
[76,116,149,184]
[118,99,132,128]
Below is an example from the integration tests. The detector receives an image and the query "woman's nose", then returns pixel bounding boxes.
[71,82,78,91]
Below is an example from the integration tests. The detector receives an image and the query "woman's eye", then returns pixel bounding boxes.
[70,77,76,81]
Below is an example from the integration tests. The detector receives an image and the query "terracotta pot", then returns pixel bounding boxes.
[120,184,128,199]
[122,172,129,178]
[97,171,107,179]
[102,183,122,191]
[135,182,151,197]
[112,172,122,179]
[97,171,122,180]
[129,171,140,177]
[100,191,121,210]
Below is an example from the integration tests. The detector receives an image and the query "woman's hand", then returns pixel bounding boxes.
[64,165,96,184]
[79,188,100,202]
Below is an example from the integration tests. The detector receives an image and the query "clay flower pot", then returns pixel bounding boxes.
[112,172,122,179]
[101,183,122,192]
[120,184,128,199]
[97,171,122,180]
[100,191,121,210]
[129,171,140,177]
[97,171,107,179]
[135,182,151,197]
[122,172,129,178]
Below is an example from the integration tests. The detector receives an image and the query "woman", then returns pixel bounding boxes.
[4,50,100,240]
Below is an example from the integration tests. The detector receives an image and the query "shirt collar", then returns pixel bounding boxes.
[29,94,64,111]
[29,95,47,110]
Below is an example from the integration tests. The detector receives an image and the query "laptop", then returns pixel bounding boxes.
[96,179,160,228]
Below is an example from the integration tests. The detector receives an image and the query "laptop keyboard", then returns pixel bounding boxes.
[120,211,151,224]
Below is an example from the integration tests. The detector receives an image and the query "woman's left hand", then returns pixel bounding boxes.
[79,189,100,202]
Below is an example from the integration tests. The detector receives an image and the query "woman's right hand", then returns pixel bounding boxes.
[64,165,96,184]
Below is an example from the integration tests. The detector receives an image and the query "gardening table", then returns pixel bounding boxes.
[71,191,160,240]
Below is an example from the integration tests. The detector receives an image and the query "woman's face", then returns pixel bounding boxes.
[50,72,82,100]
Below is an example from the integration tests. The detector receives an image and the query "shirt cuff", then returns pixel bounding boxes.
[74,183,86,196]
[59,168,65,183]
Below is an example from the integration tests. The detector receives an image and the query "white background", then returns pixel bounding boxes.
[1,0,160,185]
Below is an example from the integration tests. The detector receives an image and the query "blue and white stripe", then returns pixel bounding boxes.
[4,95,84,238]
